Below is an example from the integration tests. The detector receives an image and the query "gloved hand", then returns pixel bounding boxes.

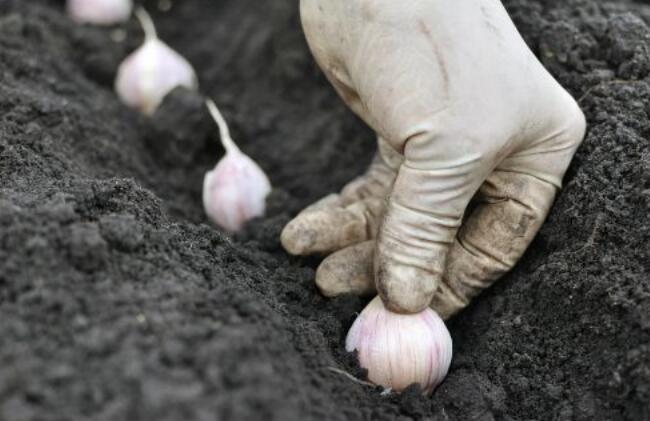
[283,0,586,318]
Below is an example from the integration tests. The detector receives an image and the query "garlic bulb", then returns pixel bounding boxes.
[203,99,272,232]
[67,0,133,25]
[345,296,452,395]
[114,7,198,115]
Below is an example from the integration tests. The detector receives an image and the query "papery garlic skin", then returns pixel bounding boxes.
[115,40,198,114]
[114,8,198,115]
[202,99,272,232]
[67,0,133,26]
[203,151,272,232]
[345,296,453,395]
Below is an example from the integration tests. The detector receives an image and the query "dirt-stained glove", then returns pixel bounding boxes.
[283,0,586,318]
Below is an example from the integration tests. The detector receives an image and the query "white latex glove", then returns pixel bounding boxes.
[282,0,586,317]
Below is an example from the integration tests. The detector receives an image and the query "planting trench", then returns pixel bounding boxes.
[0,0,649,420]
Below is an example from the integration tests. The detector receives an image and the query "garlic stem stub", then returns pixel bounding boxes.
[114,7,198,115]
[203,99,272,232]
[67,0,133,26]
[345,296,453,395]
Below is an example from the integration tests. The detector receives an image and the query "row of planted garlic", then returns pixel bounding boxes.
[68,0,452,396]
[70,0,271,233]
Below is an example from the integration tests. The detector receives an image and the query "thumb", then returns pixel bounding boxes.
[375,135,489,314]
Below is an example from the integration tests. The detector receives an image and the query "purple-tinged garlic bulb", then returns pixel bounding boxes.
[345,296,453,395]
[67,0,133,26]
[203,99,272,233]
[114,7,198,115]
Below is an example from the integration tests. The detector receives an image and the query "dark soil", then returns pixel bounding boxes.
[0,0,649,420]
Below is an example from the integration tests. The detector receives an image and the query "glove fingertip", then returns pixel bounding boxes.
[316,241,375,297]
[375,259,436,314]
[280,219,315,255]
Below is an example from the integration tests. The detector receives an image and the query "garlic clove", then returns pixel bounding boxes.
[114,8,198,115]
[202,99,272,232]
[345,296,453,395]
[67,0,133,26]
[203,150,272,232]
[115,40,198,115]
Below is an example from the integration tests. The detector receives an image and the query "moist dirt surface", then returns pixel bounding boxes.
[1,0,649,420]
